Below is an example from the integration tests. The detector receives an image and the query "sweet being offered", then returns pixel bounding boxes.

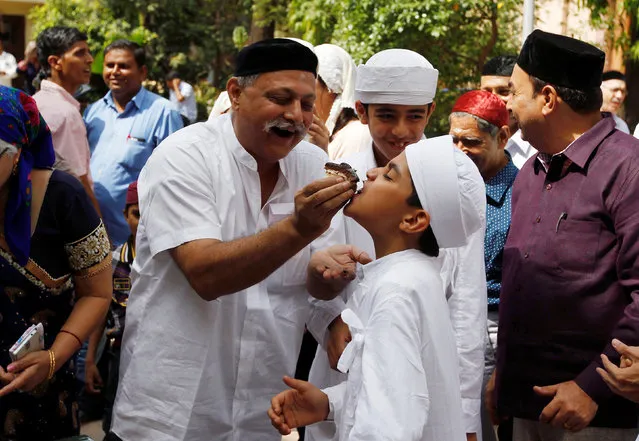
[324,162,360,190]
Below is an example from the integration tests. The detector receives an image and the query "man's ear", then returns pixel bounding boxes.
[355,100,369,125]
[399,209,430,235]
[140,65,149,81]
[497,125,510,149]
[227,77,242,111]
[47,55,60,71]
[424,101,437,126]
[541,84,558,116]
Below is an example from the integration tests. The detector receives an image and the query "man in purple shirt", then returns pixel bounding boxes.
[486,29,639,440]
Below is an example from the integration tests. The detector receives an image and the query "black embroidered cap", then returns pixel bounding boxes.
[517,30,605,90]
[234,38,318,77]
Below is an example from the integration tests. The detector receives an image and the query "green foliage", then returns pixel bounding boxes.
[29,0,522,127]
[288,0,520,134]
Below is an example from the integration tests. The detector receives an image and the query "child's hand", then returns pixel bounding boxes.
[307,245,372,300]
[268,376,329,435]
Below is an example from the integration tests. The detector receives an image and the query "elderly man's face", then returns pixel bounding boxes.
[229,70,316,164]
[449,114,507,180]
[507,65,546,148]
[601,79,627,114]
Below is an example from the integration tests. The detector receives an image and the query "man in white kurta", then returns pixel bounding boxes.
[110,39,353,441]
[306,49,487,441]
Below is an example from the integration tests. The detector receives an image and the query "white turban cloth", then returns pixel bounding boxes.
[209,91,232,120]
[315,44,357,134]
[355,48,439,105]
[405,136,485,248]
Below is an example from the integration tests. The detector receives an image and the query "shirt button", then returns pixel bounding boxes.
[546,184,552,190]
[535,216,541,223]
[524,252,529,259]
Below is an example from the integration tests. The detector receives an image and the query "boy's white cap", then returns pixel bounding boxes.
[316,44,357,133]
[405,136,485,248]
[355,49,439,105]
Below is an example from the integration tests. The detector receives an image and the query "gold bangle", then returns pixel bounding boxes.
[47,349,56,380]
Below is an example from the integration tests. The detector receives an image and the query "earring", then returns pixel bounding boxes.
[11,158,19,176]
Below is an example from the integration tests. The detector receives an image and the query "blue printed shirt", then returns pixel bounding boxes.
[85,87,183,245]
[485,155,518,307]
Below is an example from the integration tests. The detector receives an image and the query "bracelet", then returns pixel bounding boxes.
[47,349,56,380]
[59,329,83,349]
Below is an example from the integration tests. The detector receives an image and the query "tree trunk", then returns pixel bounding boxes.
[561,0,570,35]
[249,0,276,43]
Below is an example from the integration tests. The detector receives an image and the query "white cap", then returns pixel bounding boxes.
[355,49,439,105]
[405,136,485,248]
[315,44,357,133]
[209,91,232,119]
[287,38,315,53]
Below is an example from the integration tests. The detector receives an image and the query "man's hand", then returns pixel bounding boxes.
[597,339,639,403]
[485,370,501,425]
[308,115,330,152]
[307,244,372,299]
[534,380,598,432]
[268,376,329,435]
[85,360,104,394]
[327,316,351,370]
[292,177,354,239]
[0,351,52,397]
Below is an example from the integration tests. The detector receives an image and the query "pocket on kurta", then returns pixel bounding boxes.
[551,219,601,278]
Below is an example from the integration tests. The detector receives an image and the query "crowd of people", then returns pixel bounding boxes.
[0,22,638,441]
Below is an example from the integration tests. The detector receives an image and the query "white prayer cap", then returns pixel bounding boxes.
[287,37,315,53]
[355,49,439,105]
[315,44,357,133]
[209,91,231,119]
[405,135,485,248]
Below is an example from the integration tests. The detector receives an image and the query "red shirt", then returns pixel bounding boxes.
[497,115,639,427]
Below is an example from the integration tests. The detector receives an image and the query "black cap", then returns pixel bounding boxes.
[602,70,626,82]
[234,38,318,77]
[517,30,605,90]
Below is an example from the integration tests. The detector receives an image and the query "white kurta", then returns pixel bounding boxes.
[505,130,535,169]
[307,145,487,441]
[328,120,372,161]
[323,250,466,441]
[111,114,343,441]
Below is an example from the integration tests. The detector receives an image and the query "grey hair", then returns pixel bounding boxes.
[449,112,499,137]
[236,74,259,88]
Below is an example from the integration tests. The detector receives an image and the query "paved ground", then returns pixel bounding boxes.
[80,421,300,441]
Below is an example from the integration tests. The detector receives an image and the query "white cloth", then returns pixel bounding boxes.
[613,113,630,134]
[169,81,197,123]
[307,144,487,440]
[406,137,484,248]
[316,44,357,134]
[111,114,344,441]
[328,120,372,161]
[322,250,466,441]
[355,49,439,105]
[209,91,231,120]
[0,51,17,87]
[635,123,639,139]
[505,129,535,169]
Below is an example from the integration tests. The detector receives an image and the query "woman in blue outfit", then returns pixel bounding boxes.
[0,86,111,441]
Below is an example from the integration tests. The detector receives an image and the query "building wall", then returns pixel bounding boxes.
[1,0,45,43]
